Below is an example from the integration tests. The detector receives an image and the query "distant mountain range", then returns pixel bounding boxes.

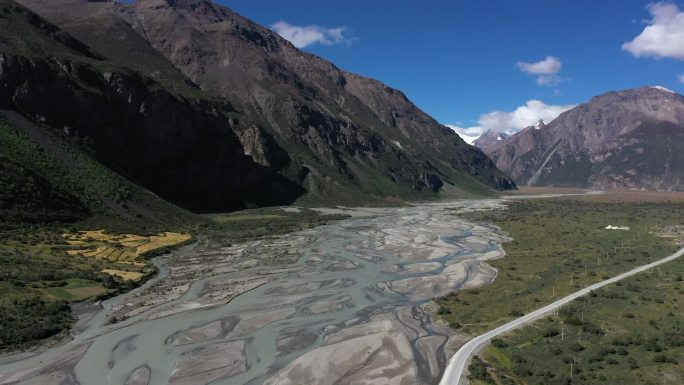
[476,86,684,190]
[0,0,514,223]
[473,127,526,152]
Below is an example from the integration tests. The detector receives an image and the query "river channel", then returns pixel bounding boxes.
[0,200,509,385]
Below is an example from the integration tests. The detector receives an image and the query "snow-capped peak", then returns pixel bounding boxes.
[496,131,512,141]
[650,85,675,94]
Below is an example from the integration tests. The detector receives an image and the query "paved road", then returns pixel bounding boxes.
[439,246,684,385]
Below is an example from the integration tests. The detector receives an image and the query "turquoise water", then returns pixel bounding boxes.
[0,201,506,385]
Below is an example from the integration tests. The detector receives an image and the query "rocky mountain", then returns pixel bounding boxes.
[473,131,502,152]
[474,130,513,152]
[0,0,300,218]
[482,87,684,190]
[10,0,514,214]
[473,121,546,153]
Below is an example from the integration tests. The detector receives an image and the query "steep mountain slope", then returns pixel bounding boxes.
[474,130,514,152]
[0,114,88,224]
[0,103,193,229]
[0,2,206,227]
[1,0,304,213]
[18,0,514,207]
[483,87,684,190]
[473,121,545,153]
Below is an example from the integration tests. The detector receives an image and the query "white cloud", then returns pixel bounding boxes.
[271,20,351,48]
[623,2,684,59]
[517,56,563,86]
[679,74,684,83]
[479,100,574,131]
[447,100,576,144]
[445,125,483,145]
[535,75,562,86]
[517,56,562,75]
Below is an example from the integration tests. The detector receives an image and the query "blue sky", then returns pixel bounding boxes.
[222,1,684,140]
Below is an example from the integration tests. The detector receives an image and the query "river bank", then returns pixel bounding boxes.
[0,200,510,385]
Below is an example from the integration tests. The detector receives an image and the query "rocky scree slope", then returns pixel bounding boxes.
[1,0,303,215]
[17,0,515,209]
[482,87,684,190]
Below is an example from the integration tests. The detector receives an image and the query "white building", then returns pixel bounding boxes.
[605,225,630,230]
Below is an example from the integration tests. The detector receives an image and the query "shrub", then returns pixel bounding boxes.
[491,338,508,348]
[569,342,585,352]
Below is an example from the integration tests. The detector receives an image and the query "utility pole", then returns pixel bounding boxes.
[570,360,573,379]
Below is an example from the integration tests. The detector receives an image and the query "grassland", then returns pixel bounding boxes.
[206,207,350,247]
[471,254,684,385]
[501,186,590,196]
[436,196,683,334]
[0,226,194,351]
[212,214,286,223]
[40,278,109,301]
[433,192,684,385]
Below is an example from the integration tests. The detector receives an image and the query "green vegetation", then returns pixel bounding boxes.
[473,256,684,385]
[437,197,683,334]
[212,214,286,223]
[0,206,347,351]
[0,107,348,351]
[0,219,202,350]
[0,296,73,349]
[0,0,493,356]
[40,278,109,301]
[0,115,132,211]
[207,208,349,246]
[434,195,684,384]
[0,117,89,223]
[0,114,196,232]
[0,114,200,351]
[0,227,157,351]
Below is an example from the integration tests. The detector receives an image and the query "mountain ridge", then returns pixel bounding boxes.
[1,0,305,215]
[15,0,515,211]
[481,86,684,190]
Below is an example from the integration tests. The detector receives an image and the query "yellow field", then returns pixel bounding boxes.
[101,269,144,281]
[136,232,192,255]
[63,230,191,265]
